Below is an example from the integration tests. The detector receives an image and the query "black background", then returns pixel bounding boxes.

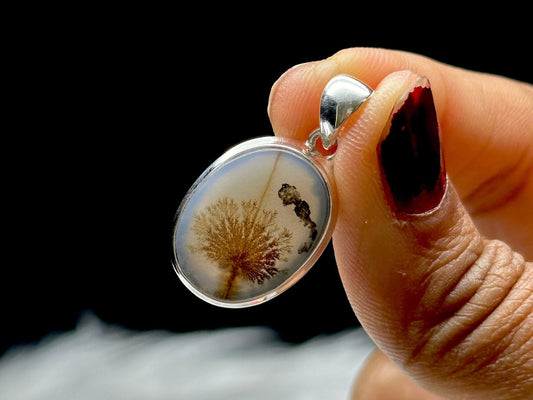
[3,9,530,356]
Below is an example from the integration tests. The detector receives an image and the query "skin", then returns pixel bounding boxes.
[267,48,533,399]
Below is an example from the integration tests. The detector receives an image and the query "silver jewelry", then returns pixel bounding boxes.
[172,74,372,308]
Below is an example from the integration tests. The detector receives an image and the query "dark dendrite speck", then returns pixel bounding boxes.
[278,183,317,253]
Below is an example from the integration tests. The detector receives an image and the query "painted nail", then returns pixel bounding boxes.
[378,77,446,214]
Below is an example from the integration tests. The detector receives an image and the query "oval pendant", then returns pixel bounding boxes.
[172,74,372,308]
[172,137,336,308]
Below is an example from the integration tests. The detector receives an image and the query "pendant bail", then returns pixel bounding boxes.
[306,74,373,156]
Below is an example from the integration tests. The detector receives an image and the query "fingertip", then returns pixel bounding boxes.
[268,58,341,140]
[268,47,446,142]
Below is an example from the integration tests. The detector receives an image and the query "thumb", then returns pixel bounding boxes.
[333,71,532,399]
[269,48,533,257]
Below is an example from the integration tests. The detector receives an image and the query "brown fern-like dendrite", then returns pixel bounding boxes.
[190,198,292,299]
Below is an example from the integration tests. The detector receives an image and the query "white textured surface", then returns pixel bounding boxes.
[0,314,375,400]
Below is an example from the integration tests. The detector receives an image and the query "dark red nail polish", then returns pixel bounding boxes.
[378,78,446,214]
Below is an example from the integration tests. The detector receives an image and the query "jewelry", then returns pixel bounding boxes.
[172,74,372,308]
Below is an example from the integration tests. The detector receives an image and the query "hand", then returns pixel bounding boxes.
[268,48,533,399]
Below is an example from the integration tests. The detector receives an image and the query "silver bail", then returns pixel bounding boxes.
[312,74,373,152]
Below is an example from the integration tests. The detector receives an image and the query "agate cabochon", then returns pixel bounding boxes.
[173,137,335,307]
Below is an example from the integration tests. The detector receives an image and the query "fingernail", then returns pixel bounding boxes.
[378,77,446,214]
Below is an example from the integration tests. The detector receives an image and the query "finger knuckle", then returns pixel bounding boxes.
[406,240,533,396]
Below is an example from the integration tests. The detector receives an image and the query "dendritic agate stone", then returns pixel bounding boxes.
[173,137,335,307]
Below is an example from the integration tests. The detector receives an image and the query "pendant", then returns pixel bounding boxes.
[172,75,372,308]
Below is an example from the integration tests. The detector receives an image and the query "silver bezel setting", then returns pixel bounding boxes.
[172,136,337,308]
